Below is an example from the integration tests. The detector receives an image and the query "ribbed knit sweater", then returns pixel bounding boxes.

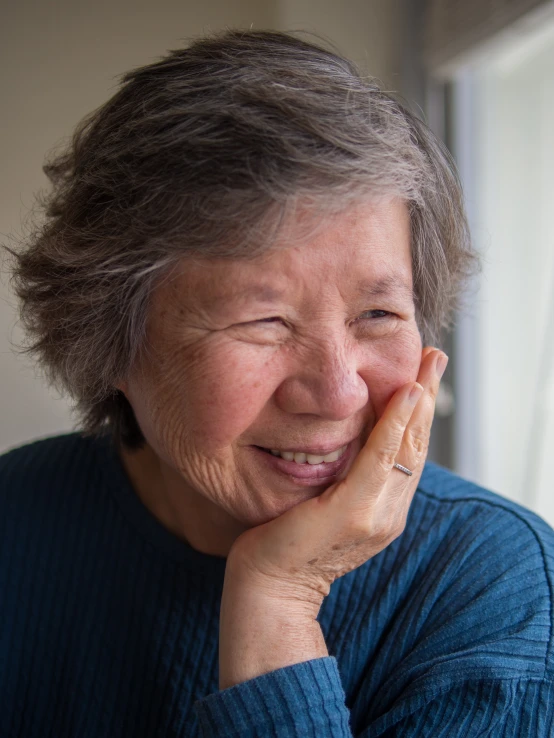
[1,431,553,737]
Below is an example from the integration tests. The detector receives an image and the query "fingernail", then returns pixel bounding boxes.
[408,382,424,404]
[436,353,448,380]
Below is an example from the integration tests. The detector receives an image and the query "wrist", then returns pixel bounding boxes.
[225,544,327,615]
[219,570,328,690]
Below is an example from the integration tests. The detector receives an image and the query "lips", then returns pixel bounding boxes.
[255,436,358,457]
[251,441,355,485]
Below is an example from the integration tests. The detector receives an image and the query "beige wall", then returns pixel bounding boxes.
[0,0,405,453]
[279,0,404,81]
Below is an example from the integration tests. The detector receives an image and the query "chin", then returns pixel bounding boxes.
[257,487,328,526]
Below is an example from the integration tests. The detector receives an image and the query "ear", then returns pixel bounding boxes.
[115,381,128,395]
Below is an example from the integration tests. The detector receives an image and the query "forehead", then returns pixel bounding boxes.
[166,198,413,307]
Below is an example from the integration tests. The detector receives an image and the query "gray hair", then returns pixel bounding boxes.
[5,29,478,449]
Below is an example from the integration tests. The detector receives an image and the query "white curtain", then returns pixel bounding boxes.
[469,33,554,524]
[425,2,554,525]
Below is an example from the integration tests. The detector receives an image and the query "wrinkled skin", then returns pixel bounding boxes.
[118,198,426,558]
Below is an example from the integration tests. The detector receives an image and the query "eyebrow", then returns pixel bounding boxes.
[355,276,415,302]
[235,285,285,302]
[207,284,286,308]
[208,275,415,308]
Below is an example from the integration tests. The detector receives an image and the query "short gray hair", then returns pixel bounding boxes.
[6,29,478,449]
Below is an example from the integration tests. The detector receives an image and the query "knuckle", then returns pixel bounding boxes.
[381,517,406,547]
[366,521,389,546]
[375,524,401,548]
[406,424,429,457]
[393,517,407,539]
[370,517,399,547]
[390,417,408,439]
[375,445,398,470]
[348,514,372,541]
[377,525,396,548]
[428,382,440,402]
[347,511,408,553]
[412,436,428,458]
[348,510,380,541]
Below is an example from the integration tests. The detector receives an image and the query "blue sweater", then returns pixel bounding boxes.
[1,431,553,737]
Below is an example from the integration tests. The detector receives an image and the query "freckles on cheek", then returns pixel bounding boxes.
[192,351,281,450]
[366,333,422,417]
[386,338,422,381]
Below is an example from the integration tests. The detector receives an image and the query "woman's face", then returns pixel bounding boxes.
[121,198,422,537]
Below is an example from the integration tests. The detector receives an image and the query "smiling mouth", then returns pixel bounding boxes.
[252,442,354,485]
[255,445,348,465]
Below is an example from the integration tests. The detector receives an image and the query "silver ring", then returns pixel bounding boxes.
[393,462,413,476]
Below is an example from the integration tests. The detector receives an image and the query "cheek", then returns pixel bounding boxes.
[139,340,283,454]
[196,358,279,451]
[360,329,422,417]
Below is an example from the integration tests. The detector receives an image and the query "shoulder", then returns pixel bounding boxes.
[1,431,102,484]
[0,432,111,524]
[1,431,93,467]
[0,431,124,596]
[416,461,554,568]
[405,462,554,676]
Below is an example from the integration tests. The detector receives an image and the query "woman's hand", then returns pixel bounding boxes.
[218,346,447,689]
[226,346,447,606]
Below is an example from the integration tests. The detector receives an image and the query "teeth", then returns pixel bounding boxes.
[306,454,325,464]
[269,445,347,464]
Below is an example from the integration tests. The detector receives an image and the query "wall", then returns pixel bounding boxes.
[279,0,404,81]
[0,0,406,453]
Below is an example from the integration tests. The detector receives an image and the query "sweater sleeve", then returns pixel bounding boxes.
[194,665,554,737]
[194,656,352,737]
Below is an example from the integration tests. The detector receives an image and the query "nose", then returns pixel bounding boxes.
[274,337,369,420]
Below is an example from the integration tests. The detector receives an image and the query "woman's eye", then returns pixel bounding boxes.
[232,317,286,330]
[245,317,287,327]
[359,310,394,320]
[229,317,288,344]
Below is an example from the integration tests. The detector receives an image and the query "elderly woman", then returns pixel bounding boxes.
[2,29,553,738]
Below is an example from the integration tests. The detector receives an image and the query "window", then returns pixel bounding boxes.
[445,20,554,525]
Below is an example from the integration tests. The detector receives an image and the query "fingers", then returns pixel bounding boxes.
[396,348,448,475]
[421,346,436,362]
[342,347,447,500]
[345,379,424,497]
